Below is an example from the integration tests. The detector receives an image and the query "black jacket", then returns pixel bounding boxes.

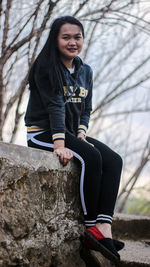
[25,56,93,141]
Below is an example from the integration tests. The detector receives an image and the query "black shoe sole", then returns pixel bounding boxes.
[84,231,120,263]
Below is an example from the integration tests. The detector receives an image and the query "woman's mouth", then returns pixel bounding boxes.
[67,48,77,52]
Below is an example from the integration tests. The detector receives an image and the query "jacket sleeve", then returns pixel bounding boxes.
[78,68,93,134]
[34,67,65,142]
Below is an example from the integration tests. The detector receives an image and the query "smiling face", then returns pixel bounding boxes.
[57,23,84,68]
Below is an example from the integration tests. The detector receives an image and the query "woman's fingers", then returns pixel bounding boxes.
[79,138,94,147]
[77,136,94,147]
[61,149,73,166]
[55,147,73,166]
[62,157,68,166]
[85,140,94,147]
[60,150,69,166]
[59,152,65,164]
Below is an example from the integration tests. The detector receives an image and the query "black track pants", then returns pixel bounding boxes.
[27,130,123,226]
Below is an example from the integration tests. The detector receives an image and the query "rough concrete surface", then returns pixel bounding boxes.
[120,240,150,265]
[83,239,150,267]
[0,141,85,267]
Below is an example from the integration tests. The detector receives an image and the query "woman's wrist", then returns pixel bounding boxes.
[77,132,86,140]
[77,129,86,136]
[54,139,65,150]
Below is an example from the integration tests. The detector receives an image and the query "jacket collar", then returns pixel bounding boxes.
[60,56,83,73]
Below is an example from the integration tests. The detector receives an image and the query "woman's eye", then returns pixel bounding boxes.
[62,36,81,40]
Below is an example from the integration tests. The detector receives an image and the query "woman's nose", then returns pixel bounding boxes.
[68,39,76,46]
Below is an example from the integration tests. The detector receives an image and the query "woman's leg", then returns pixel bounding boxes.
[86,136,123,238]
[27,130,54,151]
[27,131,122,259]
[86,136,123,221]
[65,132,103,226]
[27,130,104,227]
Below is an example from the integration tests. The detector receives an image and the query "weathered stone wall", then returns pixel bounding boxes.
[0,142,85,267]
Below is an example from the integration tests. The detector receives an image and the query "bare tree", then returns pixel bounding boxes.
[0,0,62,139]
[0,0,150,212]
[117,136,150,212]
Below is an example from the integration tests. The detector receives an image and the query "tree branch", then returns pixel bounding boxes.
[73,0,90,16]
[93,55,150,114]
[1,0,13,53]
[2,0,60,64]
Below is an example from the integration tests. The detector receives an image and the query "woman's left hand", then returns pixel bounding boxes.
[77,132,94,147]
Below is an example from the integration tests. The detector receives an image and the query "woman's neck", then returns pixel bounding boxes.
[61,57,74,69]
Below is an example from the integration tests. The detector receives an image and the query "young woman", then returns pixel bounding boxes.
[25,16,124,262]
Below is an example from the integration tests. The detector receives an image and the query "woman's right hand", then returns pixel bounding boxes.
[54,140,73,166]
[54,147,73,166]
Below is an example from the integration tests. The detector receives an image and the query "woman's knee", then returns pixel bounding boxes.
[113,152,123,170]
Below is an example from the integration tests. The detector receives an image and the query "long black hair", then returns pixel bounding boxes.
[29,16,84,93]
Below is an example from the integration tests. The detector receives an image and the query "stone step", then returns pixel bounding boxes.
[119,239,150,266]
[80,239,150,267]
[112,213,150,240]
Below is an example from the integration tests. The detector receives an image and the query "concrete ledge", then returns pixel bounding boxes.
[0,141,77,172]
[0,142,84,267]
[113,213,150,240]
